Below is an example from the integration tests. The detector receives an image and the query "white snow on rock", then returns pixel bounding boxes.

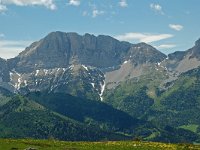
[23,80,27,86]
[123,60,128,64]
[44,69,48,75]
[91,83,95,88]
[9,72,13,81]
[69,65,74,70]
[16,76,22,90]
[100,80,106,101]
[62,68,67,72]
[35,70,40,76]
[82,65,88,71]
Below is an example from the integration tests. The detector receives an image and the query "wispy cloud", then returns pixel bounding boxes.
[119,0,128,8]
[0,40,32,59]
[155,44,176,49]
[82,11,88,16]
[67,0,80,6]
[150,3,164,15]
[169,24,183,31]
[87,2,105,18]
[1,0,56,10]
[92,9,104,18]
[0,33,5,38]
[115,32,173,43]
[0,4,7,13]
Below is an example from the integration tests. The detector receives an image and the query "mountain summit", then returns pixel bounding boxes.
[9,31,133,73]
[8,32,168,73]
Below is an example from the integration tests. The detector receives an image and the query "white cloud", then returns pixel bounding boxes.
[0,4,7,13]
[115,32,173,43]
[68,0,80,6]
[150,3,164,15]
[92,9,104,18]
[1,0,56,10]
[155,44,176,49]
[119,0,128,8]
[0,40,32,59]
[87,2,105,18]
[169,24,183,31]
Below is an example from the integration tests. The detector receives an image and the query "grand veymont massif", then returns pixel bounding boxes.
[1,31,200,143]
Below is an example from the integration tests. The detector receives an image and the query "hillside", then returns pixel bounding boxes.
[0,93,132,141]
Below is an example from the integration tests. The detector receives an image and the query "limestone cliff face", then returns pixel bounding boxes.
[0,58,9,82]
[8,31,132,73]
[164,38,200,74]
[128,42,166,66]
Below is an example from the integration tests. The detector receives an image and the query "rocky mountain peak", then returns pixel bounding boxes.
[7,32,133,73]
[195,38,200,46]
[127,42,166,65]
[187,38,200,59]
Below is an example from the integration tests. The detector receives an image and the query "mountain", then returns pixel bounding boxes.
[8,31,131,73]
[1,31,200,143]
[163,38,200,74]
[6,31,167,100]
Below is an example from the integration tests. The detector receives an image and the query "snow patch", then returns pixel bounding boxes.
[9,72,13,81]
[100,80,106,101]
[35,70,40,76]
[35,80,38,85]
[16,76,22,90]
[91,83,95,88]
[82,65,88,71]
[69,65,74,70]
[123,60,128,64]
[24,80,28,86]
[44,69,48,75]
[62,68,67,72]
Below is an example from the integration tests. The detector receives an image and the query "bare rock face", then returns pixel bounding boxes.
[195,38,200,46]
[0,58,9,82]
[128,43,166,66]
[164,39,200,74]
[8,31,132,73]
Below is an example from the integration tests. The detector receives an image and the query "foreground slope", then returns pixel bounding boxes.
[0,92,132,141]
[0,139,200,150]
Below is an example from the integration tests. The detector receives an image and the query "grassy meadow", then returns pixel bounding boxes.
[0,139,200,150]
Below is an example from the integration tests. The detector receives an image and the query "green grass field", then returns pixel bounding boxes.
[0,139,200,150]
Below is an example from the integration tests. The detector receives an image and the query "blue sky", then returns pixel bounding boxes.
[0,0,200,59]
